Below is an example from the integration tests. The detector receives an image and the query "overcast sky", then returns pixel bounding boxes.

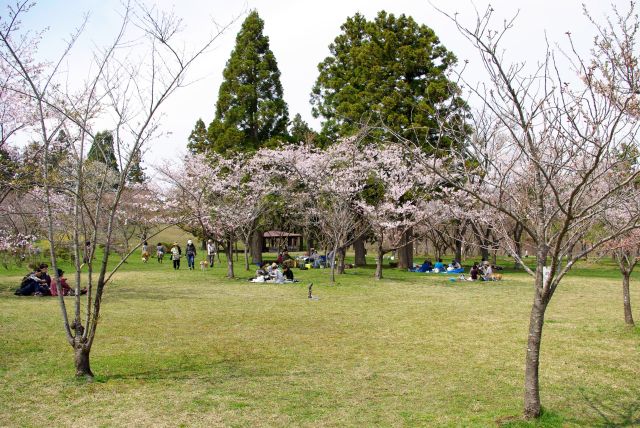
[12,0,633,165]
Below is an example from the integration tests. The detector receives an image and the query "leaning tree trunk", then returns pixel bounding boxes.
[513,222,524,269]
[375,241,384,280]
[524,278,549,419]
[354,237,367,266]
[622,271,635,326]
[74,345,93,379]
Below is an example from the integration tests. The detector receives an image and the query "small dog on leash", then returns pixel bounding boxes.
[199,260,209,271]
[141,251,150,263]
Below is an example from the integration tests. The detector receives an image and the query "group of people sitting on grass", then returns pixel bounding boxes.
[251,262,298,283]
[411,259,463,273]
[411,259,502,281]
[297,248,333,269]
[14,263,87,296]
[467,261,502,281]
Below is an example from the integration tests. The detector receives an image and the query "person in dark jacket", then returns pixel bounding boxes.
[185,239,197,270]
[283,265,294,281]
[470,263,479,281]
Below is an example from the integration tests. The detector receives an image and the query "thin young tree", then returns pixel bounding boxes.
[0,1,233,379]
[407,4,640,418]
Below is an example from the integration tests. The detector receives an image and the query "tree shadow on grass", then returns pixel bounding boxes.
[104,287,203,302]
[577,389,640,427]
[93,358,242,384]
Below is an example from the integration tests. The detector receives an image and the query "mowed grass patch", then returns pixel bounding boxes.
[0,257,638,427]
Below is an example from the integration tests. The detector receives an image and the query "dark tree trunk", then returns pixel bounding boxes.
[622,272,635,326]
[514,222,524,269]
[74,346,93,379]
[375,242,384,280]
[397,228,413,269]
[480,246,490,262]
[337,247,346,274]
[471,223,491,262]
[306,236,314,254]
[354,237,366,266]
[226,240,234,278]
[454,239,463,264]
[524,283,548,419]
[250,230,263,265]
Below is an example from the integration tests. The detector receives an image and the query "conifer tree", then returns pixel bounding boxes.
[87,130,118,172]
[127,149,145,184]
[311,11,467,150]
[206,11,289,155]
[288,113,319,145]
[187,118,208,154]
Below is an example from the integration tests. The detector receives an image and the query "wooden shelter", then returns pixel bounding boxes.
[262,231,303,252]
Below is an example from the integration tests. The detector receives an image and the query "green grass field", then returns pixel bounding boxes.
[0,253,638,427]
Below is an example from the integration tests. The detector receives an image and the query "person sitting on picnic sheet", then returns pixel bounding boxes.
[272,265,285,284]
[447,260,462,271]
[255,263,270,280]
[433,259,445,272]
[481,261,494,281]
[283,265,295,281]
[470,262,479,281]
[411,259,433,272]
[266,262,279,278]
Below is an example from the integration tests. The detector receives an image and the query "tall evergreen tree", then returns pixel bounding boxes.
[311,11,467,150]
[288,113,319,145]
[187,118,208,154]
[87,131,119,172]
[127,148,146,184]
[206,11,289,155]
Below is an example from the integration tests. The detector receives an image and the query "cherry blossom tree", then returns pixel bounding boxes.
[258,136,373,282]
[160,151,275,278]
[113,182,172,260]
[0,0,233,379]
[405,3,640,418]
[603,228,640,326]
[356,143,442,279]
[208,153,276,276]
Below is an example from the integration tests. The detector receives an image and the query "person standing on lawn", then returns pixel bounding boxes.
[170,242,182,270]
[185,239,197,270]
[206,239,216,267]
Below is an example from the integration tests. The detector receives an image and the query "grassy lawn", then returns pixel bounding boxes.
[0,254,638,427]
